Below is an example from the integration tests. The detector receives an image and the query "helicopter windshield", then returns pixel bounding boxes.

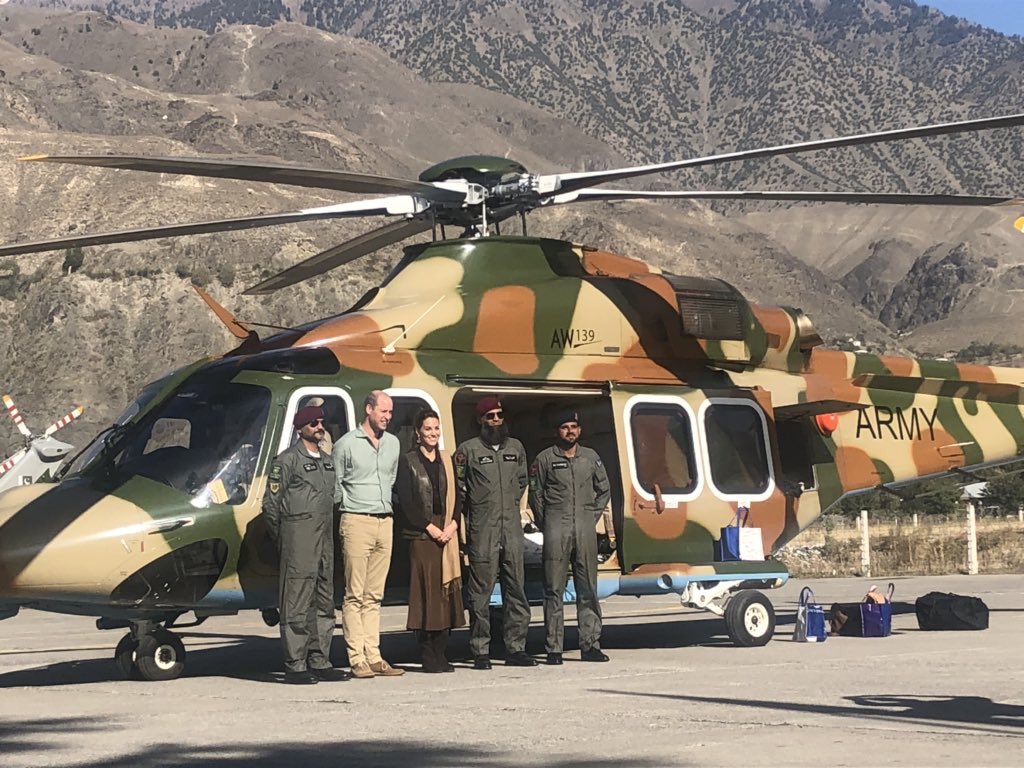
[71,368,271,506]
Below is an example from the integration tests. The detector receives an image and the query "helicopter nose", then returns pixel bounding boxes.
[0,483,55,596]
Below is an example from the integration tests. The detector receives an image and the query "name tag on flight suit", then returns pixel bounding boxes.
[479,456,494,464]
[503,454,518,462]
[303,463,318,472]
[552,460,569,469]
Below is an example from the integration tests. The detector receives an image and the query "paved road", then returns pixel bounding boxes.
[0,574,1021,767]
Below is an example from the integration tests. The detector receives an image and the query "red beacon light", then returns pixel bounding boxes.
[815,412,840,436]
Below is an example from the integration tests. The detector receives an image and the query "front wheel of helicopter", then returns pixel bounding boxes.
[133,628,187,681]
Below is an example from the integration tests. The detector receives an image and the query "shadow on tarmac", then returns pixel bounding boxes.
[0,720,669,768]
[597,691,1024,737]
[0,609,753,687]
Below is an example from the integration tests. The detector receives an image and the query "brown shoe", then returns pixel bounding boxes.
[350,662,376,679]
[368,660,405,677]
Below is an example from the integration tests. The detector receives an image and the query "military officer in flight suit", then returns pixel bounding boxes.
[263,405,350,685]
[454,396,538,670]
[528,408,611,665]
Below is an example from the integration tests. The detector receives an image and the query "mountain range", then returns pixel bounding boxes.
[2,0,1024,453]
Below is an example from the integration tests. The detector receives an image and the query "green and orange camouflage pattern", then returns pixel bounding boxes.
[1,235,1021,613]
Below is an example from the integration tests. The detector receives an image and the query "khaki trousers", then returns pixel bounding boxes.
[340,513,393,666]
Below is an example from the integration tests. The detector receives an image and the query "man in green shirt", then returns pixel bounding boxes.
[333,390,404,679]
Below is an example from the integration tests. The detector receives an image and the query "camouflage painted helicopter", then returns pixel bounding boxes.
[0,395,84,494]
[2,112,1024,681]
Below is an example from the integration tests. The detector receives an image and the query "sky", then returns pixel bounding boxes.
[922,1,1024,38]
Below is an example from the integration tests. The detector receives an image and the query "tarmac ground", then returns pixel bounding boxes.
[0,574,1021,767]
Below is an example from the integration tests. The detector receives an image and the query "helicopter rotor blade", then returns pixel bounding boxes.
[0,448,29,477]
[19,155,467,203]
[0,196,425,257]
[43,405,85,437]
[541,112,1024,196]
[242,217,434,295]
[2,395,32,438]
[554,189,1024,206]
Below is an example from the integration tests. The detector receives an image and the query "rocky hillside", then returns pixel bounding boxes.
[2,0,1024,455]
[0,6,897,455]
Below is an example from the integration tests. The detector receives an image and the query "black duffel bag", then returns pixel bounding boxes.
[915,592,989,631]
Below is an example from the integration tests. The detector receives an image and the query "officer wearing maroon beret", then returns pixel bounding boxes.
[454,396,536,669]
[262,405,350,684]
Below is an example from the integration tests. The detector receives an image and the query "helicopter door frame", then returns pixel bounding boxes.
[277,386,356,454]
[696,397,776,504]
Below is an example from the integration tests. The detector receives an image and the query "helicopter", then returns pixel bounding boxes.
[1,111,1024,681]
[0,395,84,494]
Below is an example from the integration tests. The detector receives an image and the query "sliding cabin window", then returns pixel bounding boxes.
[701,401,772,498]
[628,402,699,497]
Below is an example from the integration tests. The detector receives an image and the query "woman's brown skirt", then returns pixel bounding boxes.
[407,521,466,631]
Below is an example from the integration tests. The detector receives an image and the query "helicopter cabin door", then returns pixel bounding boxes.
[612,384,706,572]
[611,384,779,572]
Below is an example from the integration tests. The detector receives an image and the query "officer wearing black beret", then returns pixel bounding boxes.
[528,408,611,664]
[263,405,350,684]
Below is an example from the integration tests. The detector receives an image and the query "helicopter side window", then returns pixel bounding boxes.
[702,402,772,497]
[629,404,698,496]
[386,393,439,453]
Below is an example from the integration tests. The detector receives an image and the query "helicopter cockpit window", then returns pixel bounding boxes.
[109,381,271,506]
[703,402,772,496]
[629,404,698,496]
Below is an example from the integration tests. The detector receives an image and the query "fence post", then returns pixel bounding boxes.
[860,509,871,578]
[966,501,979,575]
[913,513,919,528]
[1018,505,1023,524]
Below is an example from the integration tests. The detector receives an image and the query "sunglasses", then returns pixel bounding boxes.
[306,419,325,427]
[483,410,504,420]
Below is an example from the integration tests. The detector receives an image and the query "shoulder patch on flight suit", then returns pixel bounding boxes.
[552,460,569,469]
[478,455,494,465]
[303,462,318,472]
[502,453,518,462]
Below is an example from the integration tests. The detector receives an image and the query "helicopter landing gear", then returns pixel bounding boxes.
[114,622,187,681]
[723,590,776,647]
[680,582,777,647]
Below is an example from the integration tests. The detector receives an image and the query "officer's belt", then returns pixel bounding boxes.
[342,511,394,518]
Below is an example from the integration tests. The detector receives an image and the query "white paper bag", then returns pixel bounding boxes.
[738,527,764,561]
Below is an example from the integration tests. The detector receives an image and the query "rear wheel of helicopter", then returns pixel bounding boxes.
[113,632,142,680]
[724,590,775,647]
[134,629,186,681]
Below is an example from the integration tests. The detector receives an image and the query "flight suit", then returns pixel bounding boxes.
[454,435,531,657]
[262,441,337,674]
[528,444,611,653]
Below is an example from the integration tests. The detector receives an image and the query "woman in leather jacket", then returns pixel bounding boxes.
[395,408,466,672]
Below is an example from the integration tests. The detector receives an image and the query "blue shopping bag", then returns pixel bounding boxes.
[860,583,895,637]
[794,587,827,643]
[714,507,747,562]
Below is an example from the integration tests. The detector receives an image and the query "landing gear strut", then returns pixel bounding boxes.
[114,622,187,681]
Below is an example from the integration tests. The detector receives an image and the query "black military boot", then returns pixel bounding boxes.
[581,647,610,662]
[418,630,442,673]
[473,655,492,670]
[505,651,538,667]
[283,670,318,685]
[546,652,563,666]
[431,631,455,673]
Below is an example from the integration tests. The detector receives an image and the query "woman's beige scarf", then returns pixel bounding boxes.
[438,449,462,595]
